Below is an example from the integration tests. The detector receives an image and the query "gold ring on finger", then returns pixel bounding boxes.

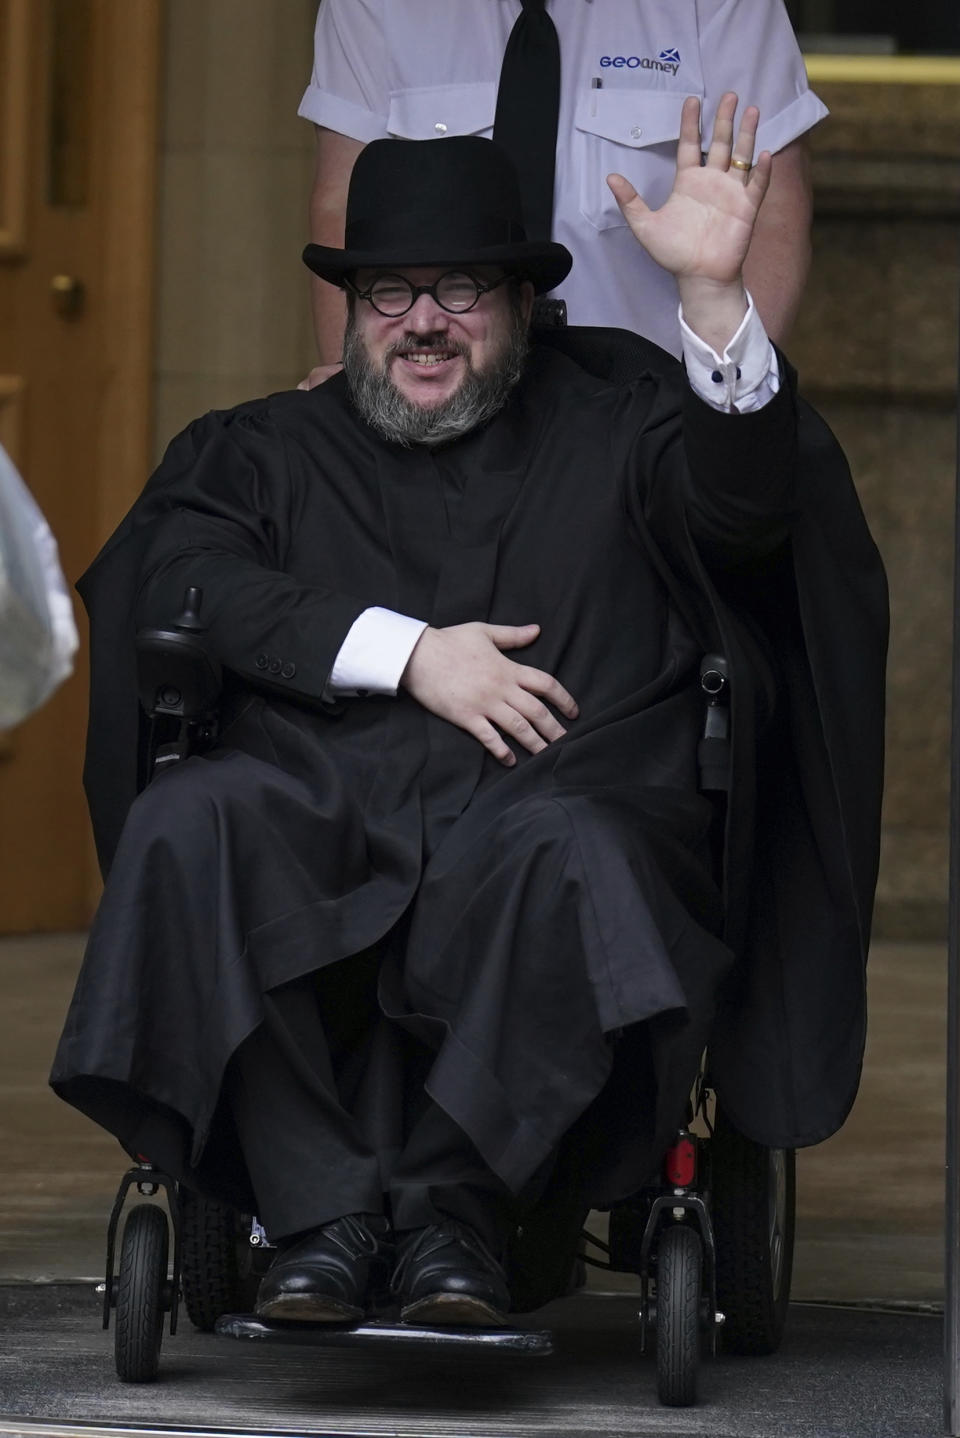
[730,157,752,172]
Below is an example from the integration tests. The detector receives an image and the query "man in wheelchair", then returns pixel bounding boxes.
[52,98,886,1332]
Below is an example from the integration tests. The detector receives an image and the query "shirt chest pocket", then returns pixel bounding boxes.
[387,82,497,140]
[574,88,700,232]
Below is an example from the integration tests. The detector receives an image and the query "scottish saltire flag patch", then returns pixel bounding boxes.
[659,48,681,65]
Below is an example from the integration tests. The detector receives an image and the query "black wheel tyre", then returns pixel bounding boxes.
[114,1204,169,1383]
[180,1188,246,1331]
[656,1224,702,1407]
[712,1106,796,1356]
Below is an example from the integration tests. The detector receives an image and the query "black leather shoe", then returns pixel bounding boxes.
[254,1213,393,1323]
[393,1219,511,1327]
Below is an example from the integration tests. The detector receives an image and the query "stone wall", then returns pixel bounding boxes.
[153,0,318,459]
[790,81,960,937]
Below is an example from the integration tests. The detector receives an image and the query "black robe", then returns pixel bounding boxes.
[51,342,887,1215]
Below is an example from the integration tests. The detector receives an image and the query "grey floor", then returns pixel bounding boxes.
[0,934,948,1436]
[0,1283,944,1438]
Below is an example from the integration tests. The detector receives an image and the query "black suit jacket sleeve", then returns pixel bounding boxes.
[135,415,367,705]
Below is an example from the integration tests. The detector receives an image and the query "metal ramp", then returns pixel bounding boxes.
[0,1283,943,1438]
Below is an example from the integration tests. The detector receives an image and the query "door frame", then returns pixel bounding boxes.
[0,0,162,923]
[90,0,162,546]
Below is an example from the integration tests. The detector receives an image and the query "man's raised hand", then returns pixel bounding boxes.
[607,93,771,284]
[400,622,578,767]
[607,94,772,351]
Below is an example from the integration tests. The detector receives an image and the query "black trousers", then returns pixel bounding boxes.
[227,951,517,1252]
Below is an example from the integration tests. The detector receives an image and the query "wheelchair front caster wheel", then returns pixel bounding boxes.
[655,1223,702,1407]
[114,1203,169,1382]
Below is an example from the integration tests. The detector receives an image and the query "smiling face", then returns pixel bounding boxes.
[342,264,535,446]
[350,265,530,409]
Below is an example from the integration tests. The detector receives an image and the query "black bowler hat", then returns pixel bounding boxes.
[302,136,572,296]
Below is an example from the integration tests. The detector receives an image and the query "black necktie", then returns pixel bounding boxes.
[492,0,561,242]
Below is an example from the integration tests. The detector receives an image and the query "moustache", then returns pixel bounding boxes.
[388,335,471,360]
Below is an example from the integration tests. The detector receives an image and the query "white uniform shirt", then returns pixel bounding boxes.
[298,0,827,355]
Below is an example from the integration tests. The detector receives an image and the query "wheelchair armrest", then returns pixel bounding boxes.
[135,586,222,721]
[135,588,223,782]
[136,629,222,721]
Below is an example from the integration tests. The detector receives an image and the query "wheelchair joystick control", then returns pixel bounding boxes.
[136,585,224,775]
[698,653,730,793]
[700,655,728,699]
[174,586,206,633]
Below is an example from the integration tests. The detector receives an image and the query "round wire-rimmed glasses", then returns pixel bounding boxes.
[346,270,510,317]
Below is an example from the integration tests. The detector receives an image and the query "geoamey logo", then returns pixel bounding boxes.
[600,48,681,76]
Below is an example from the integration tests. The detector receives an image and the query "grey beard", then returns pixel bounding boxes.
[342,310,529,447]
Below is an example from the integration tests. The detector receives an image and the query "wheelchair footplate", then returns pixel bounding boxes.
[214,1312,553,1354]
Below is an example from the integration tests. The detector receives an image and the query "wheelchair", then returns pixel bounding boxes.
[97,321,796,1409]
[104,1100,794,1406]
[100,590,795,1409]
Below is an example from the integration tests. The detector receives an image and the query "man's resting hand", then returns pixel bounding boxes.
[297,363,344,391]
[400,623,578,767]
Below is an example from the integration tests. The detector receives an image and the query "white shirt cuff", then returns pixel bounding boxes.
[297,87,387,143]
[754,89,830,160]
[679,292,781,414]
[328,606,427,697]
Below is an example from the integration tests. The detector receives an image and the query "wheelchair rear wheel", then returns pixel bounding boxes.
[180,1188,251,1330]
[114,1203,169,1383]
[711,1107,795,1355]
[655,1222,702,1406]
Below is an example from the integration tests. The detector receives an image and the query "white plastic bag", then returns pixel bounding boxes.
[0,442,78,728]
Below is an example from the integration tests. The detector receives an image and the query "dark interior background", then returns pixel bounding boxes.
[785,1,960,52]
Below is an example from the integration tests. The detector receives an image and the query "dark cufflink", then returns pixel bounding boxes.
[711,370,723,383]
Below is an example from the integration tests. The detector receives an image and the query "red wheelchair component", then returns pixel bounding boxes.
[664,1134,698,1189]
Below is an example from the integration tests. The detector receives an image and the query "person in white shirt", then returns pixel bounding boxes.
[299,0,826,382]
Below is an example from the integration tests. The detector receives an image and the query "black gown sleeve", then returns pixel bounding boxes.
[616,354,799,574]
[135,411,367,706]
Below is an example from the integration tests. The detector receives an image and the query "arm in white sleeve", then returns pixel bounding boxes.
[679,293,780,414]
[298,0,391,141]
[696,3,824,347]
[327,605,427,697]
[698,0,828,157]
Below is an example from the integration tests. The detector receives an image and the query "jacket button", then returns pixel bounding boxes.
[281,661,296,679]
[255,653,268,670]
[268,657,281,674]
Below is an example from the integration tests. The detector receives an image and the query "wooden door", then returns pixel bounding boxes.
[0,0,159,932]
